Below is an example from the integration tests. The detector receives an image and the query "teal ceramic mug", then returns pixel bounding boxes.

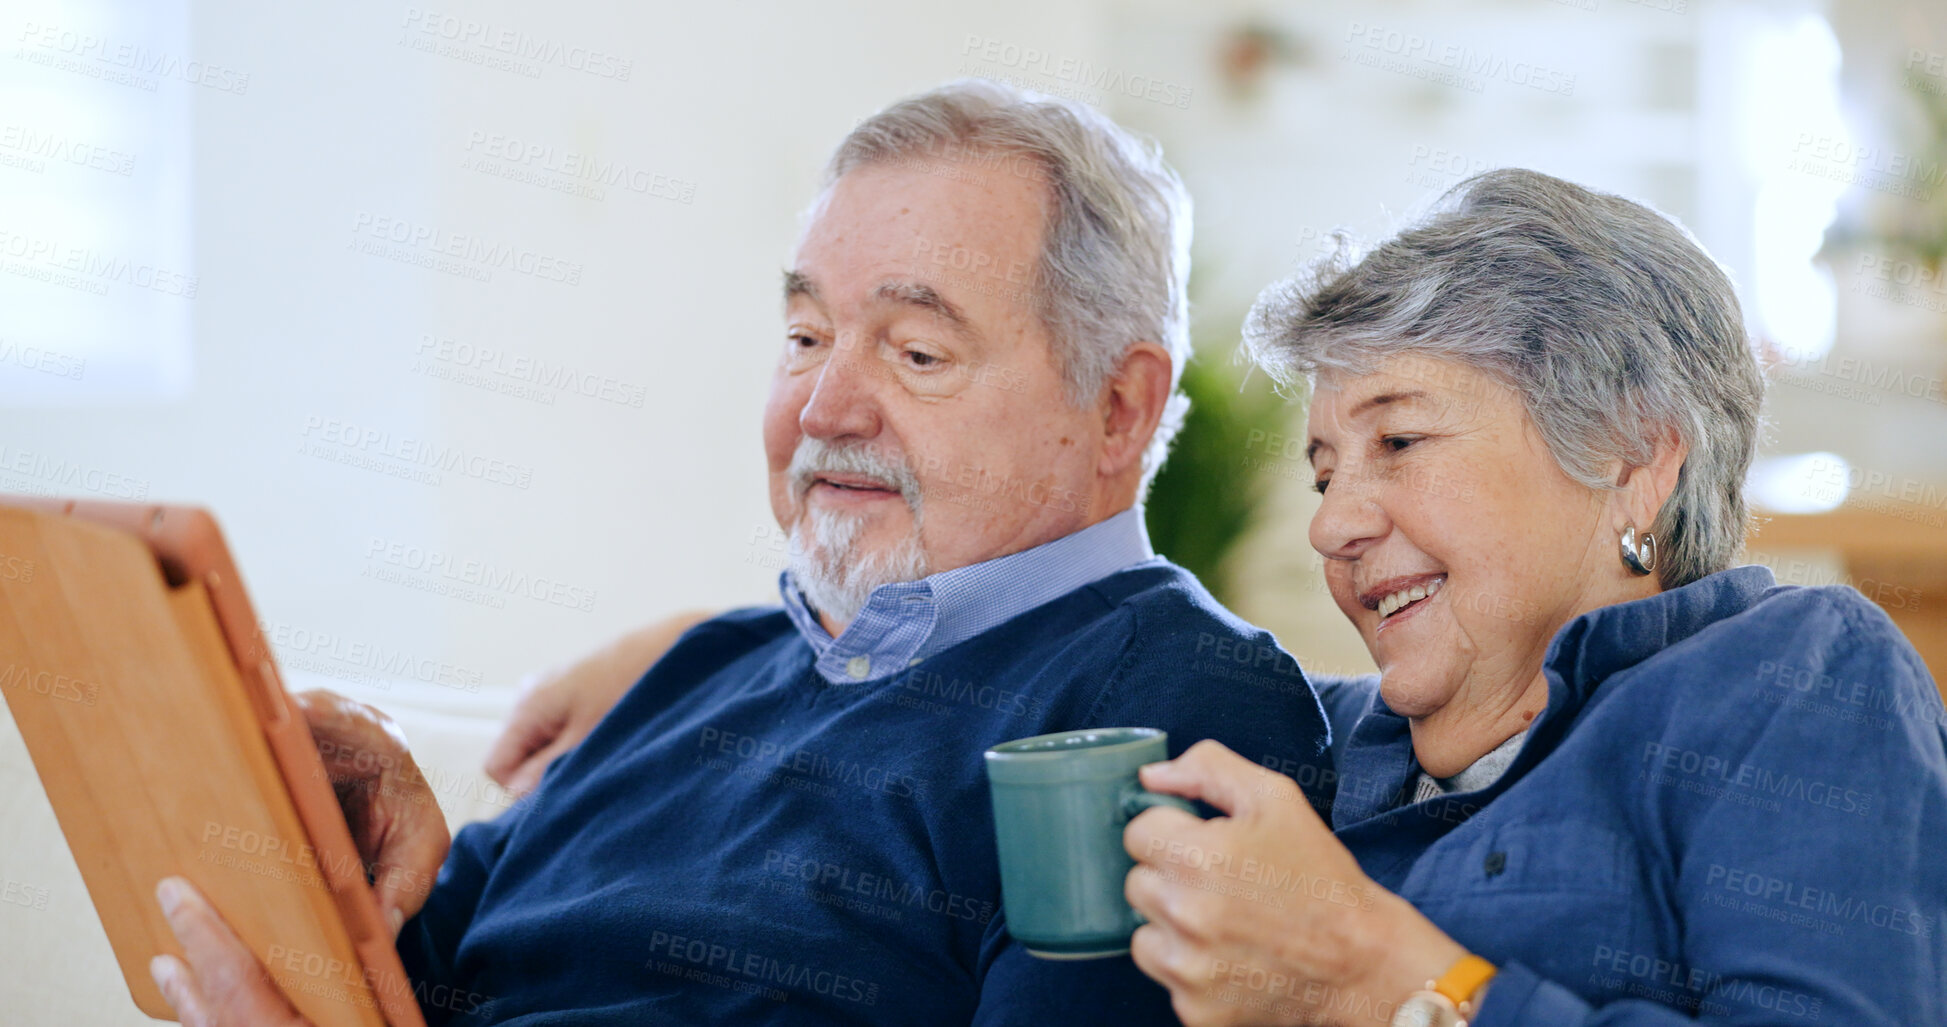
[983,727,1200,959]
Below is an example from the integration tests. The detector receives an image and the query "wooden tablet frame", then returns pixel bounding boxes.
[0,496,426,1027]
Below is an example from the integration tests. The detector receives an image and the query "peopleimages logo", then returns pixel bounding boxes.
[1756,659,1944,728]
[761,850,996,924]
[298,414,535,490]
[0,227,199,297]
[349,212,584,285]
[399,7,633,80]
[0,444,150,500]
[0,663,99,706]
[363,537,598,613]
[0,124,135,176]
[14,21,250,94]
[0,339,86,380]
[1640,742,1873,816]
[646,931,880,1006]
[0,878,49,912]
[1341,22,1576,96]
[263,619,485,693]
[695,727,926,799]
[1788,134,1947,201]
[1704,864,1934,937]
[1588,946,1822,1021]
[0,552,34,583]
[960,36,1194,109]
[462,131,694,203]
[412,334,649,408]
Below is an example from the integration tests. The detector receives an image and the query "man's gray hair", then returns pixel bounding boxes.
[827,79,1192,492]
[1243,168,1764,589]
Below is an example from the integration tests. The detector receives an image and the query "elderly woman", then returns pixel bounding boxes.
[1118,169,1947,1026]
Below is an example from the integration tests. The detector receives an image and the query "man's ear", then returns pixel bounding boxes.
[1098,342,1173,481]
[1613,427,1688,531]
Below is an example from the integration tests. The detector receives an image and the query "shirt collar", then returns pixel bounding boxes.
[1332,564,1780,830]
[778,507,1154,684]
[1540,563,1777,704]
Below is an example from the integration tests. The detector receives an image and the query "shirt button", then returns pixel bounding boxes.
[846,655,871,680]
[1484,851,1507,877]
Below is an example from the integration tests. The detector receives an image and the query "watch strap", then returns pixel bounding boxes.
[1433,954,1498,1008]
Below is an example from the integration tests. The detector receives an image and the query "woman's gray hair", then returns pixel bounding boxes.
[1244,168,1764,589]
[826,79,1192,491]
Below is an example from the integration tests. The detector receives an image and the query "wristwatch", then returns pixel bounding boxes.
[1390,954,1497,1027]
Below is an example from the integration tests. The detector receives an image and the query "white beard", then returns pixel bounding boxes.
[784,438,929,624]
[788,504,928,624]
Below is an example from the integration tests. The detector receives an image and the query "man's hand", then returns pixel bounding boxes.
[484,610,713,795]
[295,689,450,935]
[150,877,310,1027]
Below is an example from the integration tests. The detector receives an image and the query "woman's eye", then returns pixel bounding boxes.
[791,333,820,349]
[1382,435,1419,453]
[1312,478,1330,495]
[905,349,941,368]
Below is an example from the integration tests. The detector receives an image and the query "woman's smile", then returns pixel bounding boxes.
[1362,573,1447,632]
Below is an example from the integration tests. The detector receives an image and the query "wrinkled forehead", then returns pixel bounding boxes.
[788,161,1051,315]
[799,158,1050,248]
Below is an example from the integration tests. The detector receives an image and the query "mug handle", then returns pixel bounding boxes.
[1118,784,1205,928]
[1118,784,1200,821]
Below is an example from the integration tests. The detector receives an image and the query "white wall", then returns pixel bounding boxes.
[1,0,1110,694]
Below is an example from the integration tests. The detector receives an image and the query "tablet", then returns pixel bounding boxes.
[0,496,426,1027]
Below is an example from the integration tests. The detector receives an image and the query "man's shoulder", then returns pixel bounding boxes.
[1077,560,1330,770]
[1084,559,1296,664]
[943,559,1218,660]
[1084,558,1252,632]
[693,604,796,638]
[646,605,802,679]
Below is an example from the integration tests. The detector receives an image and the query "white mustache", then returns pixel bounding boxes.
[788,438,923,512]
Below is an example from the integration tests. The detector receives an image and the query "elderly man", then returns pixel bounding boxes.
[150,80,1332,1025]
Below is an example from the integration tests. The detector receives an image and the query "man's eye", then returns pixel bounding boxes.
[1312,478,1330,495]
[905,349,941,368]
[1382,435,1419,452]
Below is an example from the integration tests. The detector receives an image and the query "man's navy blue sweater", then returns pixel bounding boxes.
[397,559,1332,1024]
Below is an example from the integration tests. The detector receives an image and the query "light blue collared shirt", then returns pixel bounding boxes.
[779,507,1155,684]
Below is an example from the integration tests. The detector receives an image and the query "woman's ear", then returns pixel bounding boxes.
[1613,427,1688,531]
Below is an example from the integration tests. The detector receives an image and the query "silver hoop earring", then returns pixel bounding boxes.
[1620,523,1657,576]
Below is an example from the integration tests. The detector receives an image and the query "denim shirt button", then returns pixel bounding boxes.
[1484,851,1507,877]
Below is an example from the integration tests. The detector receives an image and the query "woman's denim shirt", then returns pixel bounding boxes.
[1321,565,1947,1025]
